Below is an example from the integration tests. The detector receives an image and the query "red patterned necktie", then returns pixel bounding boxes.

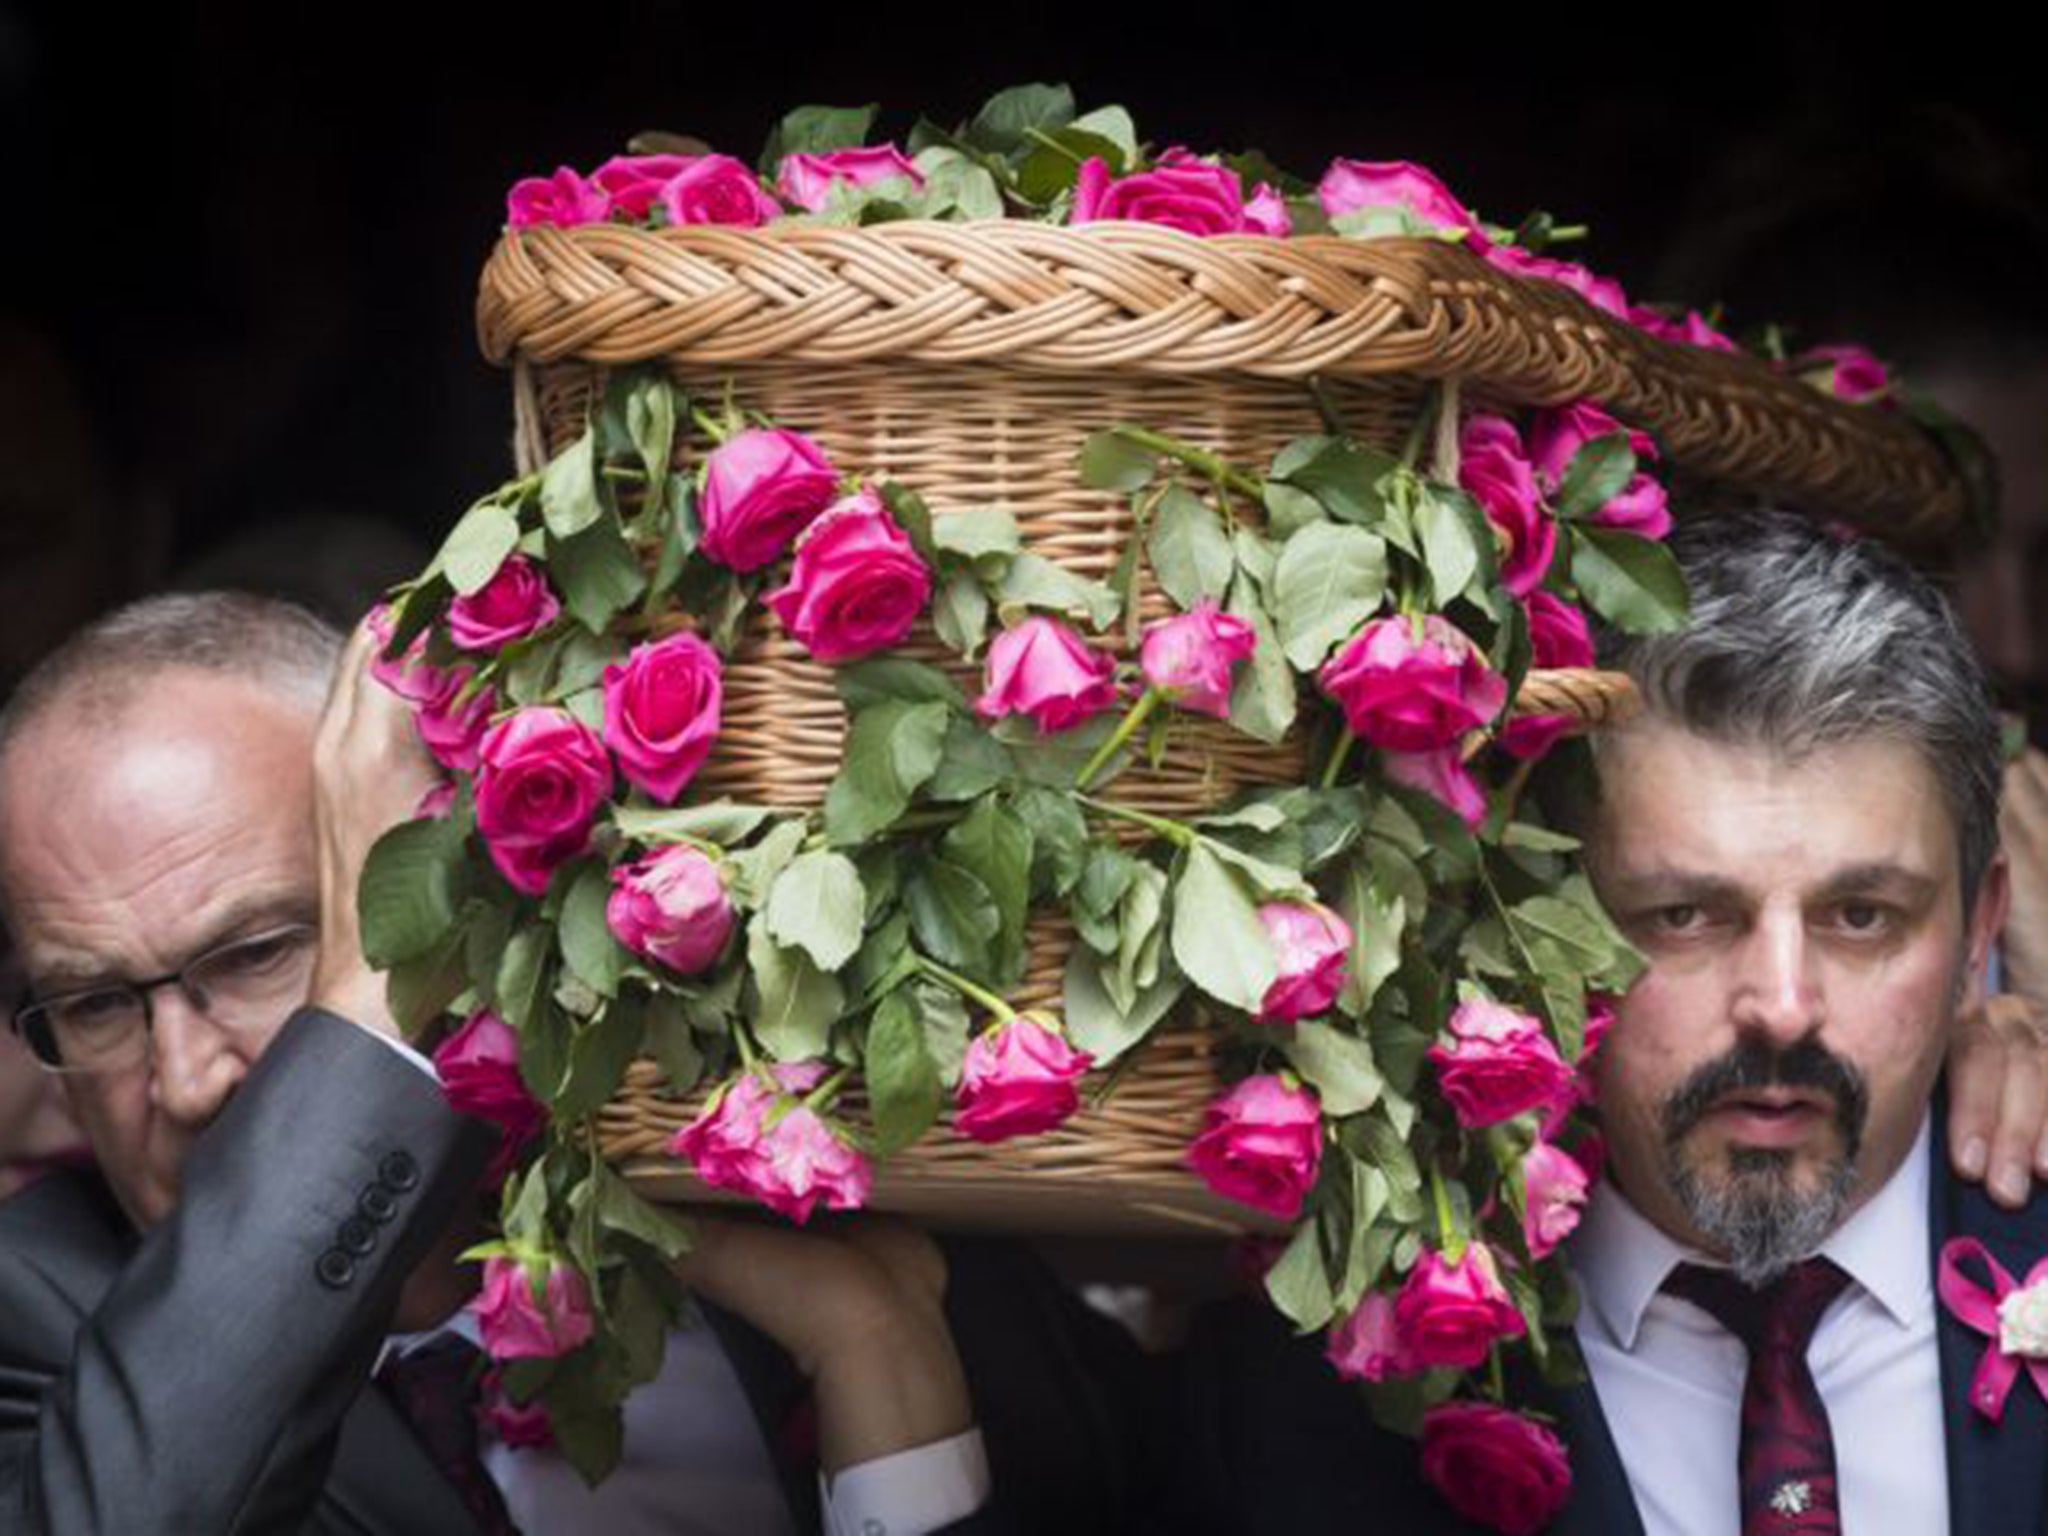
[379,1334,522,1536]
[1665,1258,1852,1535]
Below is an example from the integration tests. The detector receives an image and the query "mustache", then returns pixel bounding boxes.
[1660,1035,1869,1152]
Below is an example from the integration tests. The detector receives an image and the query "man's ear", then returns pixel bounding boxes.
[1962,853,2013,1012]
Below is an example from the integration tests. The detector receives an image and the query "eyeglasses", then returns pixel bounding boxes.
[11,924,319,1074]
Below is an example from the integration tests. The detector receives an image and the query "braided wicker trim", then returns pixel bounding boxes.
[479,223,1964,548]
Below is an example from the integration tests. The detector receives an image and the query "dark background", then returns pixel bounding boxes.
[5,3,2047,695]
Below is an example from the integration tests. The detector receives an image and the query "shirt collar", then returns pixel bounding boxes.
[1572,1112,1932,1348]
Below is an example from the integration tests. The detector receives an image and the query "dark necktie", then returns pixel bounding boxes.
[1665,1258,1853,1535]
[379,1334,522,1536]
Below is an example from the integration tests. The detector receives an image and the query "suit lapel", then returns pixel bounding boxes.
[1520,1362,1646,1536]
[699,1302,820,1534]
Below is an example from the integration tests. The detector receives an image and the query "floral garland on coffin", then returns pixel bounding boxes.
[361,85,1907,1529]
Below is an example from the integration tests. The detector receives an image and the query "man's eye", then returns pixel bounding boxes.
[1834,902,1890,935]
[1651,903,1704,933]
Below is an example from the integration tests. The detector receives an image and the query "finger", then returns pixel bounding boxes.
[833,1216,949,1308]
[1947,1008,2002,1182]
[1989,1025,2048,1209]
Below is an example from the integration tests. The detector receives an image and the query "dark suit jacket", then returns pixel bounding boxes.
[1162,1129,2048,1534]
[0,1008,1145,1535]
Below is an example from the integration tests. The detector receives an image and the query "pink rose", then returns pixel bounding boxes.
[1797,343,1892,405]
[1541,991,1619,1136]
[659,154,783,228]
[600,630,723,804]
[1427,997,1576,1129]
[1420,1401,1572,1536]
[414,779,458,820]
[506,166,612,230]
[1630,303,1739,354]
[1459,414,1554,597]
[591,153,696,219]
[775,145,924,212]
[1499,591,1595,761]
[473,1255,596,1360]
[1596,473,1671,540]
[1316,159,1489,250]
[1242,183,1293,238]
[1486,245,1629,317]
[446,555,561,652]
[1185,1074,1323,1219]
[1317,614,1508,752]
[953,1013,1095,1142]
[1382,746,1489,830]
[1521,1139,1591,1260]
[1524,401,1656,489]
[1071,149,1279,237]
[764,489,931,661]
[1394,1244,1527,1370]
[672,1062,872,1224]
[474,707,614,896]
[698,427,841,573]
[433,1008,546,1180]
[480,1369,556,1450]
[606,844,735,975]
[365,605,497,773]
[1254,902,1352,1024]
[1325,1291,1414,1382]
[1139,600,1258,717]
[975,616,1119,734]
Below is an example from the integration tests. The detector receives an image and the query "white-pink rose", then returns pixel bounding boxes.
[1521,1138,1591,1259]
[975,616,1119,734]
[606,845,736,975]
[1254,903,1352,1024]
[1317,159,1488,250]
[776,146,924,212]
[1139,600,1257,717]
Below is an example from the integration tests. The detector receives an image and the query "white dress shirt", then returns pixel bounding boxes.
[1571,1115,1947,1536]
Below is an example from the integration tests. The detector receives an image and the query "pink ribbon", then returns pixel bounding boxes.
[1937,1237,2048,1421]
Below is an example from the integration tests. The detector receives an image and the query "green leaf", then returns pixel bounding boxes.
[965,82,1076,156]
[1503,822,1581,853]
[1078,430,1160,493]
[997,553,1120,629]
[1064,946,1187,1066]
[746,921,845,1061]
[1070,105,1138,161]
[1111,861,1169,1009]
[909,980,972,1084]
[611,801,775,848]
[933,508,1023,561]
[360,815,467,967]
[1555,431,1637,521]
[761,102,878,169]
[879,482,936,564]
[559,861,627,998]
[1570,526,1690,633]
[557,994,646,1119]
[385,930,467,1038]
[1509,888,1627,974]
[866,990,943,1155]
[1147,485,1236,609]
[824,700,952,845]
[1273,523,1388,671]
[542,1365,626,1484]
[933,568,992,660]
[1072,843,1140,953]
[1262,481,1326,540]
[941,798,1033,984]
[1278,436,1401,525]
[641,991,705,1093]
[1199,835,1315,901]
[917,153,1005,221]
[925,718,1015,802]
[518,999,572,1104]
[1263,1217,1337,1332]
[724,819,807,910]
[552,515,648,634]
[905,858,1001,976]
[1225,573,1297,744]
[439,499,522,596]
[764,850,867,972]
[621,372,677,492]
[835,658,965,711]
[593,1160,693,1260]
[1016,126,1127,201]
[1012,785,1090,897]
[1413,486,1486,605]
[1170,844,1278,1013]
[540,429,602,540]
[1338,856,1405,1015]
[1282,1022,1383,1117]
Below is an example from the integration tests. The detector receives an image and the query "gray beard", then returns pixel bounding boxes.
[1668,1144,1857,1288]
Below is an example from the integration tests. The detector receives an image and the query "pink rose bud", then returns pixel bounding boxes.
[764,489,932,661]
[1499,591,1596,762]
[1420,1401,1573,1536]
[1139,600,1258,718]
[953,1013,1095,1143]
[1394,1244,1527,1371]
[606,844,735,975]
[1797,343,1892,405]
[600,630,724,804]
[1185,1073,1324,1219]
[1316,159,1489,250]
[446,555,562,653]
[1485,245,1630,317]
[480,1368,556,1450]
[506,166,612,230]
[1382,746,1489,830]
[1254,902,1353,1023]
[1521,1139,1591,1260]
[1459,414,1554,597]
[1318,614,1508,753]
[473,1255,596,1360]
[975,616,1119,734]
[1427,997,1577,1129]
[591,153,697,219]
[1325,1290,1414,1382]
[775,145,924,212]
[658,154,783,228]
[698,427,841,573]
[433,1008,547,1181]
[1071,149,1268,237]
[671,1062,872,1224]
[474,707,614,896]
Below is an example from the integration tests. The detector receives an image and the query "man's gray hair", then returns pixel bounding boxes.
[1599,508,2003,899]
[0,591,344,769]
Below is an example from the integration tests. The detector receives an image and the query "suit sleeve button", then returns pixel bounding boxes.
[337,1215,377,1256]
[378,1150,420,1192]
[359,1185,398,1224]
[315,1249,356,1289]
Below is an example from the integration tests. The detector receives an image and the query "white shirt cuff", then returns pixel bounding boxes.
[345,1014,438,1077]
[821,1427,990,1536]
